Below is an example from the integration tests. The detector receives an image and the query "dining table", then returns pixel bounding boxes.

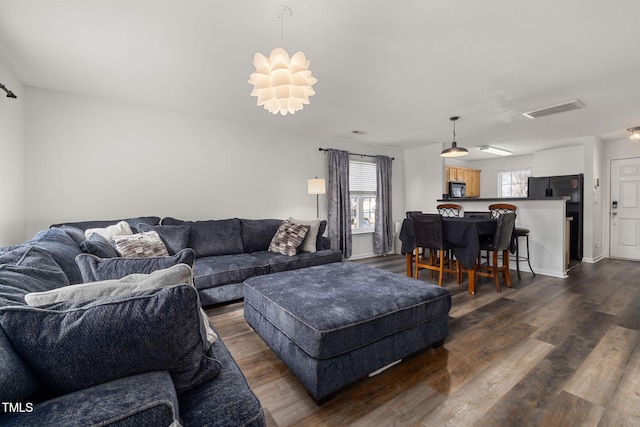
[400,216,497,294]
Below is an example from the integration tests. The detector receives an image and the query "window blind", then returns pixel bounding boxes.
[349,160,376,192]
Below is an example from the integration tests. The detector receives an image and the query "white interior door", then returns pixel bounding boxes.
[610,157,640,260]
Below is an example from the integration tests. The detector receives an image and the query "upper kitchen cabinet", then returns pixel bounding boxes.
[445,166,481,198]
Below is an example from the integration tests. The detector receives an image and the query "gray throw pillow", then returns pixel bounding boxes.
[25,264,217,344]
[0,285,221,396]
[0,246,70,306]
[75,248,195,282]
[22,227,84,284]
[80,233,120,258]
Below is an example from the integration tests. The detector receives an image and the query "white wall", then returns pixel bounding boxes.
[403,143,444,213]
[461,154,534,198]
[583,136,604,262]
[0,60,25,246]
[603,137,640,158]
[23,88,404,259]
[533,145,584,176]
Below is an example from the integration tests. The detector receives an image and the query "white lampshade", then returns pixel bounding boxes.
[308,178,326,195]
[248,48,317,116]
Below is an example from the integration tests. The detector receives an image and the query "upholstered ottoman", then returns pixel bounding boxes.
[243,262,452,403]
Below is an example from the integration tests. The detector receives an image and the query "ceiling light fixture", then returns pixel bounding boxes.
[479,145,512,156]
[247,5,317,116]
[440,116,469,157]
[628,127,640,140]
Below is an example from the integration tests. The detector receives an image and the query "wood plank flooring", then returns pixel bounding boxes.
[206,256,640,426]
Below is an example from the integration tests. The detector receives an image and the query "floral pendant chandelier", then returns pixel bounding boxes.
[247,6,317,116]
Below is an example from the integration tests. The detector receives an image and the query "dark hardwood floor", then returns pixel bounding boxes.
[206,256,640,426]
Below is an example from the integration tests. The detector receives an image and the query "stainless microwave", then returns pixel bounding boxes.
[449,181,466,198]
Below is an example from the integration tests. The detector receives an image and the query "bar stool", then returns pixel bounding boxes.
[488,203,535,279]
[412,213,462,286]
[437,203,462,217]
[476,212,516,291]
[436,204,462,269]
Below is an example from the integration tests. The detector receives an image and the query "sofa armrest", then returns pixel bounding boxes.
[0,371,180,427]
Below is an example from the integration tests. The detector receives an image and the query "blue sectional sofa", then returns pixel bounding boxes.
[52,216,343,306]
[0,216,341,425]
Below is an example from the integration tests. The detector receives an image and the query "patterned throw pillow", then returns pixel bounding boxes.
[288,217,321,253]
[112,231,169,258]
[268,220,310,256]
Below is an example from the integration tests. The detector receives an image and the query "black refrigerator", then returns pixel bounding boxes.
[527,174,583,260]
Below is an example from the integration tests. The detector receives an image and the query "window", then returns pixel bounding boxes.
[498,168,532,197]
[349,160,376,233]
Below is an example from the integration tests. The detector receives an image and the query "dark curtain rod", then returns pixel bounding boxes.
[318,147,394,160]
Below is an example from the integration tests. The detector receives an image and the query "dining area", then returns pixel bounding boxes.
[400,203,528,294]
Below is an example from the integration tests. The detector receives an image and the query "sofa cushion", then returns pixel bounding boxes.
[192,254,270,291]
[79,233,120,258]
[25,264,191,305]
[0,327,43,404]
[22,227,84,285]
[85,220,133,240]
[25,264,217,344]
[268,220,309,256]
[50,216,161,233]
[0,246,70,306]
[112,231,170,258]
[178,336,265,427]
[56,225,87,246]
[75,248,195,282]
[289,218,321,253]
[137,223,190,255]
[239,219,283,253]
[0,371,180,427]
[250,249,343,274]
[162,217,244,257]
[0,285,222,396]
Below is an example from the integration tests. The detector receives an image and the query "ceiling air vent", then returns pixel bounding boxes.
[522,100,585,119]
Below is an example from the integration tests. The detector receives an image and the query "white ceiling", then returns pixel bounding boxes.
[1,0,639,160]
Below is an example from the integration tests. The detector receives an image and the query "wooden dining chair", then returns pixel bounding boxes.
[476,212,516,291]
[437,203,462,217]
[412,213,461,286]
[488,203,535,279]
[436,204,462,268]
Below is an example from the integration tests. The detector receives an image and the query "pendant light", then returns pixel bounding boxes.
[247,5,317,116]
[440,116,469,157]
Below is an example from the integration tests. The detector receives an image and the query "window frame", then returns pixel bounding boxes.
[497,168,532,198]
[349,160,377,234]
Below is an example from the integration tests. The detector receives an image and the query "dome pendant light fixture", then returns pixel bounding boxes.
[247,5,317,116]
[440,116,469,157]
[628,127,640,140]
